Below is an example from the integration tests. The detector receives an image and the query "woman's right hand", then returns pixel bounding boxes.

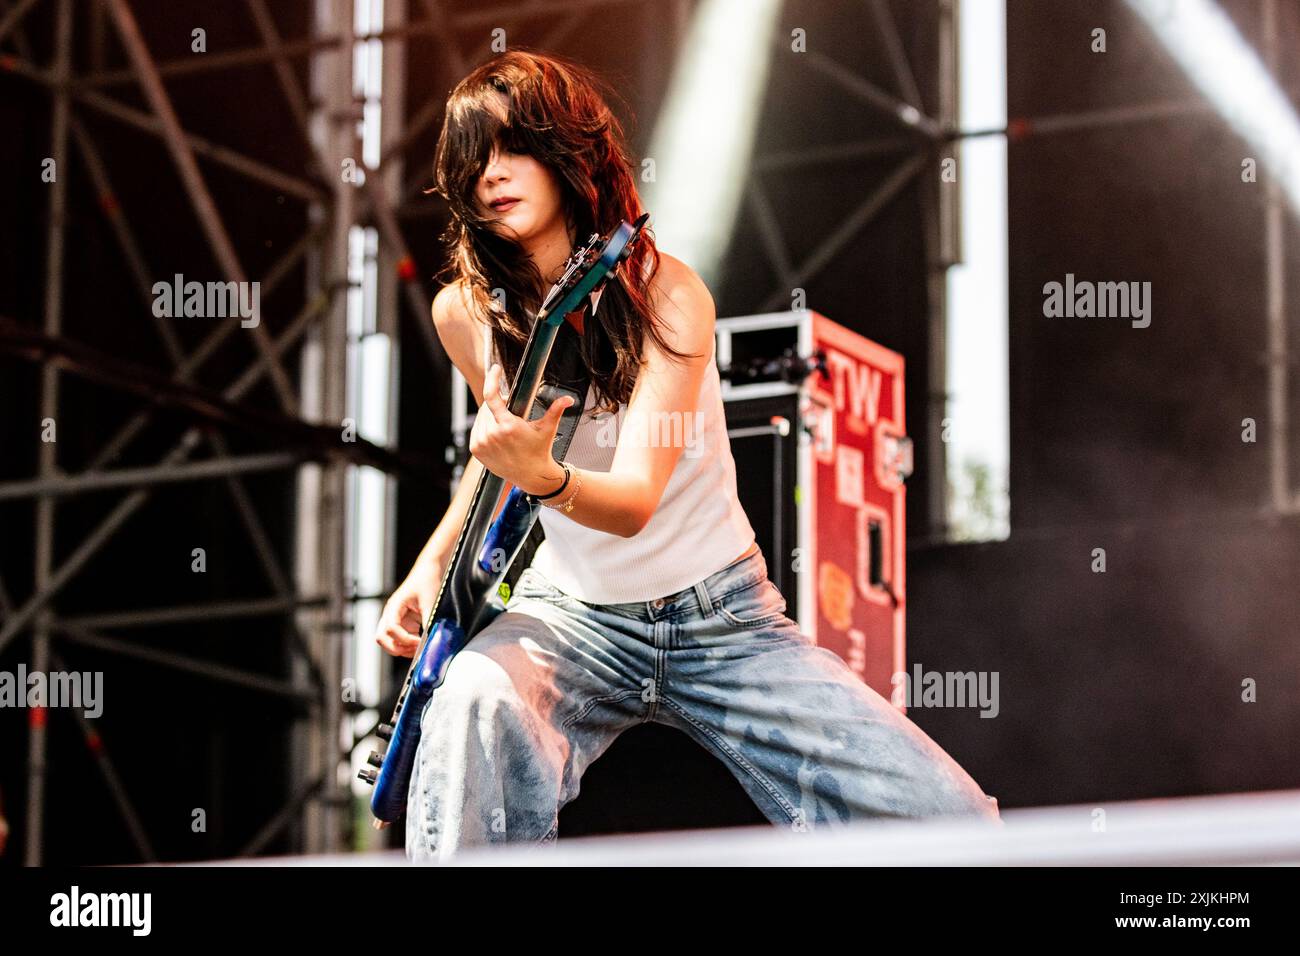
[375,567,440,658]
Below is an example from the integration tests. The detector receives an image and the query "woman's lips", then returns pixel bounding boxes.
[491,199,521,212]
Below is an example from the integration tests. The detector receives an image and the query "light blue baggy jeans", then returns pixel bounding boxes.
[405,546,1001,860]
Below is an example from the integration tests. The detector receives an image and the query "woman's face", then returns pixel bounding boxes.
[474,139,567,246]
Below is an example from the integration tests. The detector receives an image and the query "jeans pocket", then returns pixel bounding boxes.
[716,579,789,629]
[511,567,570,606]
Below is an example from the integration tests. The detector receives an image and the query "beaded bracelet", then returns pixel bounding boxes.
[544,466,583,514]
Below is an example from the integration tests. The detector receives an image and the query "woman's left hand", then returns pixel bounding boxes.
[469,363,574,495]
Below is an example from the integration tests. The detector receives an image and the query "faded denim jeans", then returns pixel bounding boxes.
[405,546,1000,861]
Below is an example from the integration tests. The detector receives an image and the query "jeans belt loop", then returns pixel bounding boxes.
[693,580,714,617]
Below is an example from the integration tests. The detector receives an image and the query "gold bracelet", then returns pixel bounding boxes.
[544,466,583,514]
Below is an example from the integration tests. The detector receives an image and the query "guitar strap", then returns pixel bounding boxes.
[496,314,591,600]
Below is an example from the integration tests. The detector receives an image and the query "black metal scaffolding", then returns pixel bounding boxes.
[5,0,1288,864]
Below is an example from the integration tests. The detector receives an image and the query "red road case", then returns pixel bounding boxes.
[718,310,911,705]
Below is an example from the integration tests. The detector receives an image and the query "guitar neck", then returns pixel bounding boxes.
[385,313,567,723]
[380,215,645,730]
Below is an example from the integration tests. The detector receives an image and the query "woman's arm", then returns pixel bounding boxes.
[412,281,493,572]
[375,283,493,656]
[470,253,716,538]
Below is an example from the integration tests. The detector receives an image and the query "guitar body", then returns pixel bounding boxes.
[363,216,648,824]
[368,617,464,823]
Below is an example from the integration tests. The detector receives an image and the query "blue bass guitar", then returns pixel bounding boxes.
[361,214,648,824]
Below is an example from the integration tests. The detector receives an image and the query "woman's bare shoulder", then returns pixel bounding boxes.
[645,251,715,356]
[432,279,490,400]
[431,278,481,329]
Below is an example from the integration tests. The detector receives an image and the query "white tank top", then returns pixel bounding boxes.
[482,321,756,604]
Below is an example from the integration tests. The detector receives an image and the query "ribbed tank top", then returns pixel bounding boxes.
[481,321,756,604]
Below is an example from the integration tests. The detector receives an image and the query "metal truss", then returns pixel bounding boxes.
[735,0,960,536]
[0,0,660,864]
[737,0,1297,533]
[0,0,963,865]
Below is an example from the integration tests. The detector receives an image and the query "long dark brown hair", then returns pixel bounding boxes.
[430,48,695,413]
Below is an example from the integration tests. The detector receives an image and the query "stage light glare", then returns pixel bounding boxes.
[1125,0,1300,213]
[641,0,783,287]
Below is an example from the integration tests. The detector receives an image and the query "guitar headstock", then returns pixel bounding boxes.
[537,213,650,320]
